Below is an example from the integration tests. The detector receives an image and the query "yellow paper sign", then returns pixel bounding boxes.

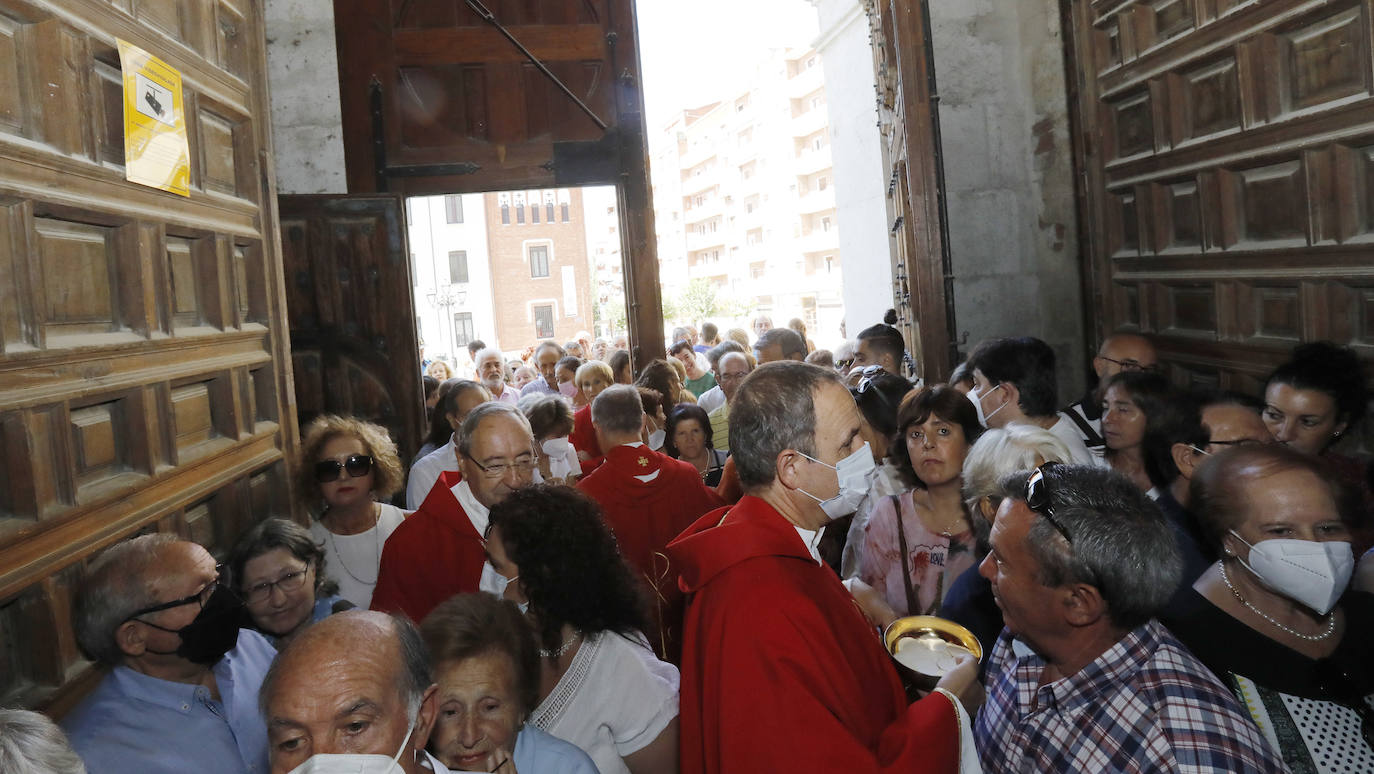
[117,39,190,197]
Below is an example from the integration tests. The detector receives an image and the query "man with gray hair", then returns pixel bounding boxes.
[62,533,275,774]
[695,340,745,414]
[374,402,538,621]
[577,385,723,662]
[974,463,1286,773]
[707,351,752,452]
[667,361,977,770]
[1,709,86,774]
[261,610,450,773]
[519,340,566,397]
[753,327,807,365]
[474,346,519,404]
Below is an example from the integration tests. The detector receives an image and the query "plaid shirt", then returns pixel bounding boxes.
[974,619,1291,773]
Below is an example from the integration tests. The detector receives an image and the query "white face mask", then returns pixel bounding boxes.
[969,384,1006,428]
[796,442,877,520]
[558,380,579,399]
[648,428,666,450]
[1230,531,1354,615]
[478,561,528,614]
[286,713,415,774]
[541,436,573,458]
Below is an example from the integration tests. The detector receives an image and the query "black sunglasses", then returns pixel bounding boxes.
[314,454,375,483]
[1025,462,1074,545]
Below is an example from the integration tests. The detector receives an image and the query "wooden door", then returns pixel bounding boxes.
[1066,0,1374,392]
[0,0,295,712]
[279,195,424,466]
[866,0,956,381]
[333,0,666,362]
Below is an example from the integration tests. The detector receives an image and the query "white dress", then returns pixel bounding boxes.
[310,503,406,609]
[529,631,679,774]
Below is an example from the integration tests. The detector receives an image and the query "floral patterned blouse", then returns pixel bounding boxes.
[859,490,976,617]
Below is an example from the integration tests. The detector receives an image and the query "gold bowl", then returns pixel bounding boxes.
[883,616,982,687]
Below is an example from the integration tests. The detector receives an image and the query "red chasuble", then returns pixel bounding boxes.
[666,496,960,773]
[577,444,724,664]
[569,404,604,474]
[370,470,484,622]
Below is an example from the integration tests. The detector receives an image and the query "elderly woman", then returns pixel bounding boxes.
[939,423,1074,656]
[0,709,86,774]
[520,392,581,484]
[569,360,614,469]
[858,386,983,617]
[421,594,599,773]
[1166,444,1374,770]
[228,518,352,647]
[298,415,407,609]
[485,485,680,774]
[664,404,727,487]
[1100,370,1179,494]
[428,359,454,381]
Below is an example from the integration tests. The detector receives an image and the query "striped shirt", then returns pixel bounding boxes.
[975,620,1291,773]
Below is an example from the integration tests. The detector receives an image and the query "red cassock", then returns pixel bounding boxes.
[666,495,960,773]
[577,444,724,665]
[569,404,604,474]
[370,470,484,622]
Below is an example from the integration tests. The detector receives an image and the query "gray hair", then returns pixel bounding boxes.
[996,464,1180,630]
[260,612,433,724]
[591,384,645,436]
[962,424,1074,514]
[72,532,181,666]
[457,402,533,458]
[473,347,504,367]
[755,327,806,360]
[731,361,842,489]
[0,709,87,774]
[706,340,745,371]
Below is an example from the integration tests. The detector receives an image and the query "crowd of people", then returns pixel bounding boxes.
[8,313,1374,774]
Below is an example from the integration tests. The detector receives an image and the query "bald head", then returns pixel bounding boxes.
[262,611,436,773]
[1094,333,1158,381]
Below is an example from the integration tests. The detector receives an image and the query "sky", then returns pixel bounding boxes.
[635,0,821,131]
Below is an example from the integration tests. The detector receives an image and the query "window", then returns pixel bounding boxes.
[516,205,525,224]
[410,252,418,280]
[529,244,550,278]
[546,203,555,221]
[453,312,475,346]
[501,204,510,225]
[448,250,468,283]
[560,203,569,222]
[821,216,833,232]
[818,176,828,191]
[444,195,463,224]
[532,204,540,223]
[533,304,554,338]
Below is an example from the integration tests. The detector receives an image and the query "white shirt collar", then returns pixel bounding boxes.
[794,524,824,564]
[451,479,489,537]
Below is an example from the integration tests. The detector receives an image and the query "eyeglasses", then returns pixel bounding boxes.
[470,452,540,479]
[241,568,310,605]
[314,454,374,483]
[1024,463,1074,545]
[1098,356,1159,373]
[124,564,227,622]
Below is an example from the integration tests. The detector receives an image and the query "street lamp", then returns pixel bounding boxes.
[425,284,468,361]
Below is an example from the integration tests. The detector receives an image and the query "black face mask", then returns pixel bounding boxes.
[139,585,244,665]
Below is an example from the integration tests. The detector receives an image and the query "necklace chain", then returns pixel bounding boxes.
[1218,560,1335,642]
[324,503,382,586]
[539,630,582,659]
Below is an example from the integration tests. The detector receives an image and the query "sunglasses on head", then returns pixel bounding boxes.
[1024,462,1075,545]
[314,454,375,483]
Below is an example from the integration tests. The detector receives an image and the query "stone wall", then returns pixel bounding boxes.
[264,0,348,194]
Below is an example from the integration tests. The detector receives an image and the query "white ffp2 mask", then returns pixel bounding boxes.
[1231,531,1354,615]
[796,442,876,520]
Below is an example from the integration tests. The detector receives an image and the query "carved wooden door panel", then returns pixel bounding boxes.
[279,195,423,469]
[333,0,666,362]
[0,0,295,713]
[1067,0,1374,393]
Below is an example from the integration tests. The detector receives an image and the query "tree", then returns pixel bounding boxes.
[675,278,719,325]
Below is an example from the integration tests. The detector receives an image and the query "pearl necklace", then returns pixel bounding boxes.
[1218,561,1336,642]
[539,630,582,659]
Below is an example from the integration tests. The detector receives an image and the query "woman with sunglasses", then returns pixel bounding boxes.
[1165,443,1374,770]
[298,415,407,609]
[228,518,353,648]
[857,386,983,617]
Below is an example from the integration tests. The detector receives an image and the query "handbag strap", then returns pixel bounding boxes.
[893,494,919,615]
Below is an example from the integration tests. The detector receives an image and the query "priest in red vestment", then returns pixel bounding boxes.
[577,385,724,663]
[371,402,537,621]
[667,361,976,773]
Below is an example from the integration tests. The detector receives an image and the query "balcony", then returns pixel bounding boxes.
[799,228,840,254]
[790,108,828,139]
[683,197,724,224]
[678,142,718,171]
[680,170,717,197]
[786,65,825,100]
[793,147,832,176]
[686,230,726,253]
[796,188,835,215]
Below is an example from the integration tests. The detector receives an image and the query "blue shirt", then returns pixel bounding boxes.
[64,629,275,774]
[519,377,560,397]
[514,725,599,774]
